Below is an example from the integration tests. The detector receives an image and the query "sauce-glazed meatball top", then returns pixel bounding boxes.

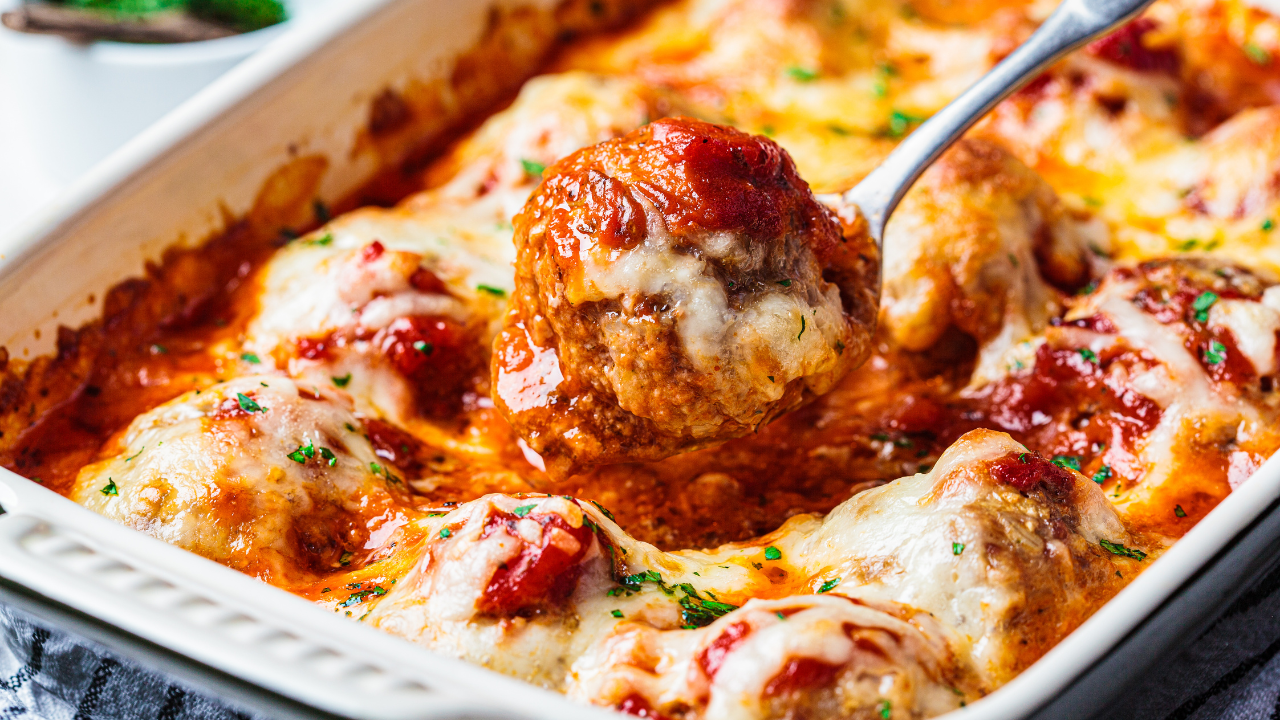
[494,117,879,476]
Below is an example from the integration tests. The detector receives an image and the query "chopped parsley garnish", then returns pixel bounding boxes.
[1051,455,1082,472]
[1019,452,1029,463]
[785,66,819,82]
[1205,340,1227,365]
[877,700,891,719]
[318,447,337,467]
[886,110,926,138]
[287,439,315,464]
[339,551,353,566]
[818,578,840,593]
[369,462,401,484]
[589,500,616,522]
[797,315,806,340]
[1008,252,1019,268]
[761,124,776,137]
[520,159,546,177]
[1193,291,1219,323]
[477,284,507,298]
[610,609,624,618]
[124,447,145,462]
[617,571,738,628]
[100,479,119,496]
[336,585,387,608]
[1078,348,1098,363]
[1078,280,1099,296]
[332,374,351,388]
[1178,238,1199,252]
[440,528,452,539]
[412,340,434,355]
[764,546,781,561]
[150,344,168,355]
[952,542,965,556]
[321,588,330,593]
[776,611,787,620]
[1092,465,1112,484]
[306,233,334,246]
[776,279,792,287]
[1100,539,1147,560]
[1264,218,1275,232]
[1245,43,1272,65]
[241,352,261,364]
[512,504,536,517]
[235,392,265,413]
[836,340,845,355]
[1175,505,1187,518]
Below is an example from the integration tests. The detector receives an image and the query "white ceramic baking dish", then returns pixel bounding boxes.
[0,0,1277,717]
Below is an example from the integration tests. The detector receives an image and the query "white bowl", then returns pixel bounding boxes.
[0,0,325,182]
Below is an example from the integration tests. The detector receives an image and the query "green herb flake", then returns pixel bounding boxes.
[589,500,617,522]
[1078,280,1099,296]
[1264,218,1275,232]
[305,233,334,247]
[818,578,840,593]
[877,699,891,720]
[477,284,507,298]
[1092,465,1113,484]
[412,340,434,355]
[235,392,265,413]
[1078,348,1099,363]
[952,542,965,556]
[610,609,624,618]
[1175,504,1187,518]
[150,344,168,355]
[764,546,782,561]
[776,611,787,620]
[786,66,820,82]
[339,551,353,566]
[321,587,331,593]
[513,504,536,518]
[1178,238,1199,252]
[241,352,261,364]
[318,447,337,467]
[797,315,806,340]
[101,479,119,496]
[1205,340,1227,365]
[1245,43,1272,65]
[1100,539,1147,560]
[1193,291,1219,323]
[328,374,352,389]
[440,528,453,539]
[520,159,547,177]
[887,110,925,138]
[1019,452,1029,463]
[1051,455,1082,472]
[124,446,145,462]
[776,279,793,287]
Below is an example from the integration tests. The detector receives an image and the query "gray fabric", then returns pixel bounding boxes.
[2,568,1280,720]
[0,605,258,720]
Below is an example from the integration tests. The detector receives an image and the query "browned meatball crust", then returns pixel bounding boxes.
[494,117,879,476]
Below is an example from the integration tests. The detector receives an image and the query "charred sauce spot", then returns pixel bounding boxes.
[698,620,751,679]
[476,510,593,617]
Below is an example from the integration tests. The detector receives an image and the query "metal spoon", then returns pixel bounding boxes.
[843,0,1157,242]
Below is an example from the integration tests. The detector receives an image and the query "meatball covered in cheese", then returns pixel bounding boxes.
[494,117,879,474]
[70,377,406,585]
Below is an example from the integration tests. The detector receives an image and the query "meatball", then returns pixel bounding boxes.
[493,117,878,475]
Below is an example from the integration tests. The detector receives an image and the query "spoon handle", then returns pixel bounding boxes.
[843,0,1157,242]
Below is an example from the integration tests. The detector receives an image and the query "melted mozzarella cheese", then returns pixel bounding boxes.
[362,429,1128,706]
[70,376,399,585]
